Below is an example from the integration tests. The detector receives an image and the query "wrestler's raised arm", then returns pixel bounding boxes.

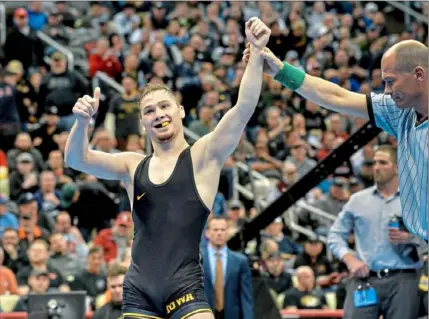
[202,17,269,164]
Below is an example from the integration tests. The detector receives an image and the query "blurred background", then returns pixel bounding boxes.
[0,1,427,319]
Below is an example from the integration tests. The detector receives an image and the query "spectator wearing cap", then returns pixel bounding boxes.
[349,177,364,194]
[16,193,51,251]
[6,132,45,172]
[16,239,69,295]
[38,51,88,131]
[283,266,328,311]
[0,195,18,237]
[8,60,43,128]
[0,247,19,295]
[93,212,133,264]
[148,2,169,30]
[42,10,71,46]
[262,217,301,258]
[60,182,117,242]
[226,199,247,229]
[30,106,62,160]
[48,232,82,280]
[9,152,39,200]
[293,239,337,286]
[302,176,350,236]
[260,251,293,308]
[13,269,50,311]
[5,60,24,88]
[4,7,45,71]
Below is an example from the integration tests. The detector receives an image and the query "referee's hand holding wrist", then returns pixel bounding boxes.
[242,43,284,77]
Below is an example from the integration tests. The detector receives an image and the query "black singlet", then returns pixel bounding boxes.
[124,146,210,310]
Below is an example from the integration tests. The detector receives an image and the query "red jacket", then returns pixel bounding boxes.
[88,54,122,79]
[93,228,118,263]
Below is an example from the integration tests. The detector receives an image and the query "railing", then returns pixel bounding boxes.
[36,31,74,72]
[92,71,124,93]
[0,3,5,46]
[386,1,428,25]
[296,200,337,222]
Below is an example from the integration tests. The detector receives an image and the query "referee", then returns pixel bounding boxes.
[243,35,428,240]
[328,145,423,319]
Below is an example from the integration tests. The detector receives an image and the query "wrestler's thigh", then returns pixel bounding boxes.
[185,313,215,319]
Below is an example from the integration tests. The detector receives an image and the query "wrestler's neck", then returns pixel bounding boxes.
[151,134,189,158]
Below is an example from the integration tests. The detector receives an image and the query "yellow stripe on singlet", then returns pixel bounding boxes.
[123,312,163,319]
[180,308,213,319]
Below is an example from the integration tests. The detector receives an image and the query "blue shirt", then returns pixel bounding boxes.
[207,244,228,285]
[328,186,422,271]
[0,212,19,237]
[369,93,428,239]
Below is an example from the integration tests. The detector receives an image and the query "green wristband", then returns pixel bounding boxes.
[274,62,306,91]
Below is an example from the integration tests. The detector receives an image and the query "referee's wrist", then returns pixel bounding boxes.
[273,61,306,91]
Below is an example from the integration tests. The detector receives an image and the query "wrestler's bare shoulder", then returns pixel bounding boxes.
[118,151,147,182]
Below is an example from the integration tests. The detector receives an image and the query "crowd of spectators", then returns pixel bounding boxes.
[0,0,428,317]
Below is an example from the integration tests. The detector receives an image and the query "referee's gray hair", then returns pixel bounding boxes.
[388,40,428,72]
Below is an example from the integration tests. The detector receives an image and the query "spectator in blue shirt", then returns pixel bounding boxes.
[0,196,19,237]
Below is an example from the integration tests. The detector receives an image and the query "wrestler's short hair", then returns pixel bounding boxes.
[139,83,178,106]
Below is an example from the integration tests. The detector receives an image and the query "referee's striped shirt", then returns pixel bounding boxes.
[368,93,428,240]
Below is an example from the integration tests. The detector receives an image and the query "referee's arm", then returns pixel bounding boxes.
[295,75,369,119]
[252,48,371,119]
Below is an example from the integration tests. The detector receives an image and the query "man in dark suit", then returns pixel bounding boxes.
[202,216,254,319]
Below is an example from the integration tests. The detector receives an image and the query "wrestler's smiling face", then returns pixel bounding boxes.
[140,90,185,143]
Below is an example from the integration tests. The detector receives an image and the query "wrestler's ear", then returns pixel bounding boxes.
[139,113,146,131]
[179,104,185,119]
